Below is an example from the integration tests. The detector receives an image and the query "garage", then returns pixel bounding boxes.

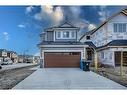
[44,52,81,68]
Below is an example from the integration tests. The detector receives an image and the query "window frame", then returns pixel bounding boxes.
[114,23,127,33]
[86,35,90,40]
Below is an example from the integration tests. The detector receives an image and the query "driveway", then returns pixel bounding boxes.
[13,68,126,89]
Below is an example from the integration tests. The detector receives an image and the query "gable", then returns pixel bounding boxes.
[59,22,76,28]
[109,13,127,23]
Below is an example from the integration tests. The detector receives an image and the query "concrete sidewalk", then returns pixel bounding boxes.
[13,68,126,89]
[0,63,38,72]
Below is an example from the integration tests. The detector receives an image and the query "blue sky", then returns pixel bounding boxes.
[0,6,126,55]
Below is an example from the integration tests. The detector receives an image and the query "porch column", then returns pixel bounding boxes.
[40,49,44,68]
[83,47,86,61]
[94,51,98,70]
[120,51,124,77]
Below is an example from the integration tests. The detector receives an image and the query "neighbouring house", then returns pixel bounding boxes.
[18,55,24,63]
[80,8,127,67]
[7,51,18,63]
[18,55,39,63]
[38,22,88,68]
[33,56,40,64]
[0,49,8,63]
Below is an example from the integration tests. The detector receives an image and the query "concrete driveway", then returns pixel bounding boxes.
[13,68,126,89]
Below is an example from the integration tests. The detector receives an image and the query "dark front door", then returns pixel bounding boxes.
[115,51,121,66]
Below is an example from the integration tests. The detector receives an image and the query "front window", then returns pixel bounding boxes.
[63,31,69,38]
[114,23,127,32]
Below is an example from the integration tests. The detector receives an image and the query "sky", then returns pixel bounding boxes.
[0,6,126,55]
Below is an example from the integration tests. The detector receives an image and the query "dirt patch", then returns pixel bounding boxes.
[0,65,37,89]
[90,67,127,87]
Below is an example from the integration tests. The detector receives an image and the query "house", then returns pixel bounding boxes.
[38,22,88,68]
[18,55,24,63]
[18,55,39,63]
[80,8,127,67]
[0,49,8,62]
[7,51,18,63]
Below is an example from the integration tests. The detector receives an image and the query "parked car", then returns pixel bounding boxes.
[0,64,2,69]
[1,59,13,65]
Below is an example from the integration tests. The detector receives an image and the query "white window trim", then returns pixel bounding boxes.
[56,31,76,39]
[114,23,127,33]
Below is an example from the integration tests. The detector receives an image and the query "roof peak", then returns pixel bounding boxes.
[59,21,75,28]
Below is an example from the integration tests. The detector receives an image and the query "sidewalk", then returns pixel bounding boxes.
[0,63,38,72]
[13,68,126,89]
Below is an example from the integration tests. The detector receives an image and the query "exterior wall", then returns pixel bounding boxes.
[42,28,78,42]
[92,13,127,47]
[97,48,114,66]
[46,31,54,41]
[98,47,127,66]
[80,35,91,42]
[55,29,78,42]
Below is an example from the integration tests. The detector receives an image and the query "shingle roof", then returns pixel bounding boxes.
[44,22,79,31]
[97,40,127,49]
[38,41,86,45]
[0,49,7,52]
[84,41,97,49]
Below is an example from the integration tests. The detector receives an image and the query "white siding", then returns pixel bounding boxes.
[98,49,115,66]
[92,13,127,47]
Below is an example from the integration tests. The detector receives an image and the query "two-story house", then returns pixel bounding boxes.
[7,51,18,63]
[38,22,88,68]
[80,8,127,67]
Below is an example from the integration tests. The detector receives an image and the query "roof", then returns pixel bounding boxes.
[44,22,79,31]
[0,49,7,52]
[91,8,127,35]
[79,29,96,41]
[97,40,127,49]
[79,8,127,40]
[7,51,17,54]
[38,41,86,45]
[84,41,97,49]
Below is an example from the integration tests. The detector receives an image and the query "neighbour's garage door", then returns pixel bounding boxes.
[44,52,81,68]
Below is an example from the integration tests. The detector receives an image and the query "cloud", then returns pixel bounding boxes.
[33,6,94,36]
[34,5,64,25]
[26,6,34,14]
[34,52,40,56]
[18,24,26,28]
[98,6,110,22]
[3,32,9,41]
[88,24,96,31]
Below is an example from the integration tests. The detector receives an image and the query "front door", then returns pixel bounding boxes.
[115,51,121,66]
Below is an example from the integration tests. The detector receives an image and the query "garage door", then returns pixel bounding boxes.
[44,52,81,68]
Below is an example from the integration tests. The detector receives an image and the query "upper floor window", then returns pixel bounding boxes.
[86,36,90,40]
[57,31,61,38]
[71,31,76,38]
[114,23,127,33]
[63,31,69,38]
